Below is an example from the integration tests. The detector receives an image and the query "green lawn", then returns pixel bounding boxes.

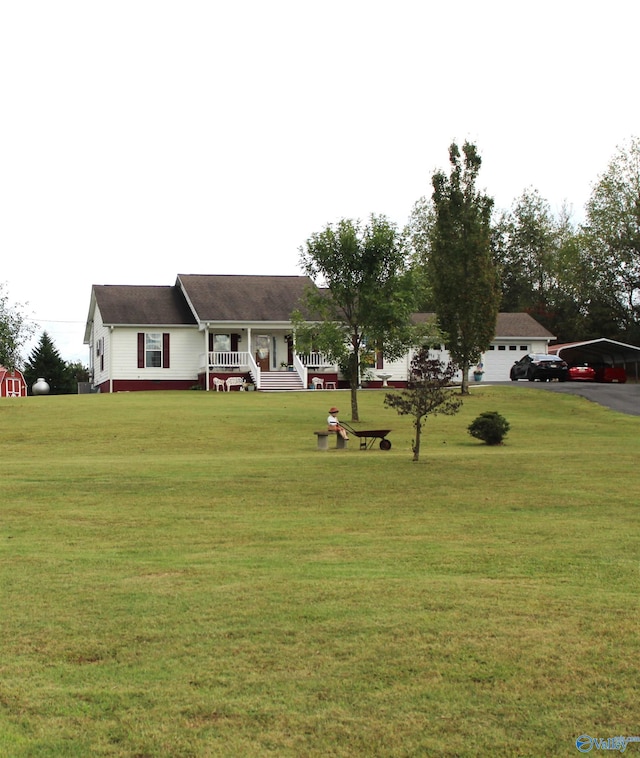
[1,387,639,757]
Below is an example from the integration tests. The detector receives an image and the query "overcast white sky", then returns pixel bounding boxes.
[1,1,638,363]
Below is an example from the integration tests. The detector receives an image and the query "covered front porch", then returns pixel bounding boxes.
[198,325,338,389]
[199,352,338,390]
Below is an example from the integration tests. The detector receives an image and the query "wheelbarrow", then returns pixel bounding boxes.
[340,421,392,450]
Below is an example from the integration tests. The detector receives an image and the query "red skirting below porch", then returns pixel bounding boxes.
[95,379,199,393]
[200,372,250,390]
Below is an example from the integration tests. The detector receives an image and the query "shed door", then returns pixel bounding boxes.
[6,378,22,397]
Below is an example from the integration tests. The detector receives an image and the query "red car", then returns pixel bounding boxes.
[591,363,627,383]
[569,363,596,382]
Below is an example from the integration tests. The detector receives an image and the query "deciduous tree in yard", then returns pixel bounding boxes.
[0,282,36,370]
[66,361,90,389]
[384,346,462,462]
[298,214,420,421]
[429,142,500,394]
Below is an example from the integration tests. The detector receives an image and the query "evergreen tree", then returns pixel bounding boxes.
[24,332,75,394]
[429,142,501,394]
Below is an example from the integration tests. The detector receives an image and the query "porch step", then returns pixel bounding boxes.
[259,371,306,391]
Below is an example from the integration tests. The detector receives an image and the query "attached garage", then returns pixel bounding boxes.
[406,312,555,383]
[482,313,555,382]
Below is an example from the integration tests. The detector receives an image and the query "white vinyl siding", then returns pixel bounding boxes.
[110,327,202,380]
[91,306,111,388]
[366,340,551,384]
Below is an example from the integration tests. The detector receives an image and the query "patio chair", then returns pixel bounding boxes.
[311,376,324,390]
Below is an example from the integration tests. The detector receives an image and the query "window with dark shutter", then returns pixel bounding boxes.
[144,333,162,367]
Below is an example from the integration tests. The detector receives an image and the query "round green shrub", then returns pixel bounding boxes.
[467,411,510,445]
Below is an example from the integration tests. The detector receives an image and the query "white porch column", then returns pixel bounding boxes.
[109,325,114,394]
[204,325,210,391]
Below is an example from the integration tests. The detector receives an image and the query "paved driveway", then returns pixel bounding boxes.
[497,381,640,416]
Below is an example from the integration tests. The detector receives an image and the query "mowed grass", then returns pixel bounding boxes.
[0,386,639,757]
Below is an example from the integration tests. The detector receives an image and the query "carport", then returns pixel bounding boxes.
[548,338,640,381]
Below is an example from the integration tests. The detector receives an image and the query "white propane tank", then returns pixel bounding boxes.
[32,378,50,395]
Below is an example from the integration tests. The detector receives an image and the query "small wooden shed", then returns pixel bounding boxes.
[0,366,28,397]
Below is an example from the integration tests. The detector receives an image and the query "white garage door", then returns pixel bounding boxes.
[483,344,530,381]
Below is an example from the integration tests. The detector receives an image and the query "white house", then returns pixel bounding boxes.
[83,274,555,392]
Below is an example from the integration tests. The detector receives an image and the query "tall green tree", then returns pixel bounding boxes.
[494,184,633,343]
[403,196,436,311]
[551,210,628,342]
[496,189,558,315]
[493,192,588,341]
[298,214,420,421]
[429,142,500,394]
[0,283,36,370]
[583,136,640,342]
[66,361,91,389]
[23,331,77,395]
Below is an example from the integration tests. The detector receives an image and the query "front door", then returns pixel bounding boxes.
[286,334,294,366]
[255,335,270,372]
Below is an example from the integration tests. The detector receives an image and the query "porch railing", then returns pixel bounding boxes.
[298,352,333,368]
[247,352,261,388]
[206,350,334,370]
[204,351,261,388]
[293,353,307,389]
[208,351,250,368]
[203,350,335,390]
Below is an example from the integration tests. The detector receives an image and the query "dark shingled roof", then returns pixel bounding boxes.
[91,278,554,340]
[412,312,555,339]
[495,312,555,339]
[177,274,316,321]
[93,285,197,325]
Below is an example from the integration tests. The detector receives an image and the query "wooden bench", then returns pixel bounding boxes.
[314,430,348,451]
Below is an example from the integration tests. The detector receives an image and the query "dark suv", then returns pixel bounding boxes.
[510,354,569,382]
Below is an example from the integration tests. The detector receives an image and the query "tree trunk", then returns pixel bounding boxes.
[412,419,422,462]
[460,364,470,395]
[350,352,360,421]
[350,382,359,422]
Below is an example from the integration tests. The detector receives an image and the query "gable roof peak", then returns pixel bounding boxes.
[177,274,316,322]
